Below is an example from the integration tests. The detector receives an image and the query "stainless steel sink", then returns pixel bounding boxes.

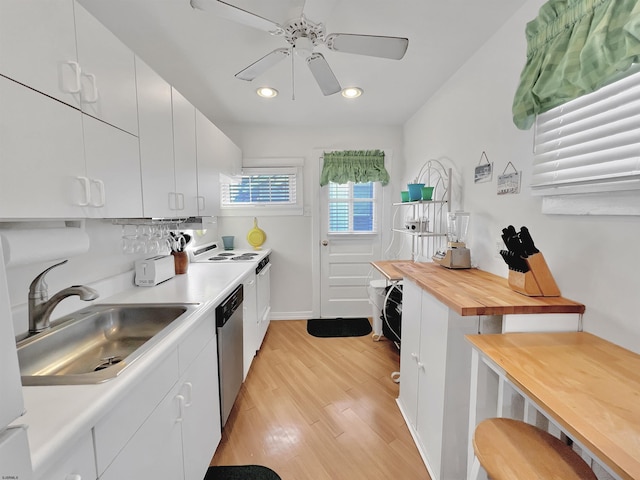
[17,303,198,385]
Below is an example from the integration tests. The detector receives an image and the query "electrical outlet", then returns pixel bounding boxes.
[495,240,503,259]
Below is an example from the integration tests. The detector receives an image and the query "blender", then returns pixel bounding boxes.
[432,211,471,269]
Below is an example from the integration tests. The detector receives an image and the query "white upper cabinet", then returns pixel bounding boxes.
[136,59,199,218]
[0,0,81,108]
[0,75,86,218]
[73,3,138,135]
[82,115,143,218]
[136,57,177,218]
[195,110,221,217]
[0,1,138,136]
[171,88,199,216]
[195,110,242,216]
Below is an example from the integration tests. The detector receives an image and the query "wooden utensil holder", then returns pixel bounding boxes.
[508,252,560,297]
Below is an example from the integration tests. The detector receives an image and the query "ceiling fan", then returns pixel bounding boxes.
[189,0,409,96]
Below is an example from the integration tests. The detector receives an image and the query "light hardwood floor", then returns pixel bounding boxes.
[210,320,430,480]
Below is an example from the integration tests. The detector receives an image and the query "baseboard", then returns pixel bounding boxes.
[269,310,313,321]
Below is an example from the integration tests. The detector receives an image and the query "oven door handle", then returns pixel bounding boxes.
[258,262,271,276]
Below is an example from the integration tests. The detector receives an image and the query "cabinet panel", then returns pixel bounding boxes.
[177,309,216,376]
[36,430,96,480]
[0,0,80,108]
[180,338,221,480]
[136,56,176,218]
[242,271,257,379]
[398,279,422,428]
[100,386,184,480]
[171,88,199,216]
[74,3,138,135]
[0,76,86,218]
[195,110,221,217]
[94,349,179,475]
[82,115,142,218]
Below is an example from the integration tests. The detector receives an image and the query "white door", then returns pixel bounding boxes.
[320,181,382,318]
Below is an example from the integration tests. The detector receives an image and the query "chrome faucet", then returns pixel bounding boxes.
[28,259,99,334]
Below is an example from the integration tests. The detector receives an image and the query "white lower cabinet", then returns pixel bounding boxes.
[242,270,258,380]
[96,315,220,480]
[36,430,96,480]
[398,279,482,480]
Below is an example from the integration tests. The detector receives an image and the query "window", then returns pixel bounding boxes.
[220,166,303,216]
[328,181,377,233]
[531,65,640,215]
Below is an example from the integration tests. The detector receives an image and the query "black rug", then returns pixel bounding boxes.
[307,317,372,338]
[204,465,281,480]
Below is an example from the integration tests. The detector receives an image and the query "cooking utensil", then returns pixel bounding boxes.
[247,217,266,250]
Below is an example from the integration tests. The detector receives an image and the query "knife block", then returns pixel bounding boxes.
[508,252,560,297]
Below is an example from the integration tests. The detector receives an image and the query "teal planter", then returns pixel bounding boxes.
[407,183,424,201]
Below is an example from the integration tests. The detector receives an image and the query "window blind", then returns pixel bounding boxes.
[531,67,640,196]
[328,182,377,233]
[221,167,297,207]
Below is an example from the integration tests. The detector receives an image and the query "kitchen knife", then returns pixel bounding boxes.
[519,226,539,255]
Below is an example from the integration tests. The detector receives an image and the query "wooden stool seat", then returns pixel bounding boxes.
[473,418,597,480]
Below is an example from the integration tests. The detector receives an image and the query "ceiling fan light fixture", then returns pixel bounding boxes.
[341,87,363,98]
[256,87,278,98]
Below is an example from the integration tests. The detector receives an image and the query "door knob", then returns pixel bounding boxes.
[322,240,328,246]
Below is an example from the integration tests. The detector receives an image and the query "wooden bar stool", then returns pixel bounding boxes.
[471,418,597,480]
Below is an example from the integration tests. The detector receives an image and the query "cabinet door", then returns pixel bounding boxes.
[180,338,221,480]
[195,110,221,216]
[415,289,450,477]
[0,0,81,109]
[0,76,86,218]
[100,388,184,480]
[137,57,176,218]
[74,3,138,135]
[242,271,258,378]
[82,115,143,218]
[172,88,199,216]
[398,279,422,428]
[36,430,96,480]
[218,130,242,176]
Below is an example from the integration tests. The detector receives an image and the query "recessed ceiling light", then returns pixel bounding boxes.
[256,87,278,98]
[341,87,363,98]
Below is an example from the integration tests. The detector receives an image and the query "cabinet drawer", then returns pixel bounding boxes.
[178,310,215,375]
[94,348,179,475]
[36,430,96,480]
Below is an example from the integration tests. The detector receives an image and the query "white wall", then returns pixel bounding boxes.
[218,124,404,320]
[402,0,640,352]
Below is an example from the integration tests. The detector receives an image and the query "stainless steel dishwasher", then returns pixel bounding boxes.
[215,284,244,427]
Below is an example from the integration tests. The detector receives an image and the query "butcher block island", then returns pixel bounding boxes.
[370,260,585,480]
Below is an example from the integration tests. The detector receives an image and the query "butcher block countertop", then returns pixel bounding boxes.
[370,261,585,317]
[466,332,640,480]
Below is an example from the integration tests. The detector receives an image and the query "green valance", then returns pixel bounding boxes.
[512,0,640,130]
[320,150,390,186]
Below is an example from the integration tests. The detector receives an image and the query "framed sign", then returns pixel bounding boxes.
[497,161,521,195]
[474,151,493,183]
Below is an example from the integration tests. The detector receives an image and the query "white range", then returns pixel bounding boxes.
[187,241,272,378]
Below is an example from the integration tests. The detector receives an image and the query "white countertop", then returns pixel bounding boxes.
[14,261,256,478]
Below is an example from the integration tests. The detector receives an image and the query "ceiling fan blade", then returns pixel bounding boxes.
[306,53,341,96]
[235,48,290,81]
[190,0,283,34]
[301,0,338,23]
[326,33,409,60]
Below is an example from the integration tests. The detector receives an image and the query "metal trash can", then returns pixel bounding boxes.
[368,279,388,338]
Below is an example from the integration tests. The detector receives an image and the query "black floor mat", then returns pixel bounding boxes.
[307,317,372,338]
[204,465,281,480]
